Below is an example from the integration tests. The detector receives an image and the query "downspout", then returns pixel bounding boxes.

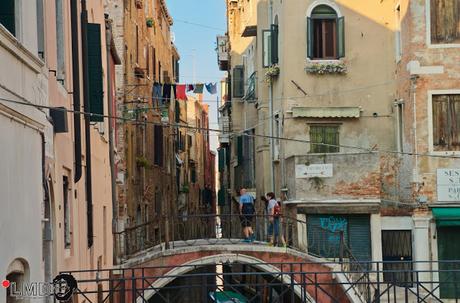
[70,0,82,182]
[105,15,118,263]
[81,0,93,248]
[41,133,53,300]
[411,75,420,187]
[268,0,275,192]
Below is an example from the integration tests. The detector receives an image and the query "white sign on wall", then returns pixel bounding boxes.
[296,164,333,178]
[437,168,460,202]
[217,35,229,62]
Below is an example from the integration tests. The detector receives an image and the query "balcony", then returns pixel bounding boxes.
[285,152,381,210]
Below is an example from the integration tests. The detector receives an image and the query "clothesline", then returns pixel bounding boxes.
[152,81,218,104]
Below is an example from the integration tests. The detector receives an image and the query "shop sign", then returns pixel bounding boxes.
[437,168,460,202]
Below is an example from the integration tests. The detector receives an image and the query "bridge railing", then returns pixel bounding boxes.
[114,214,306,258]
[63,260,460,303]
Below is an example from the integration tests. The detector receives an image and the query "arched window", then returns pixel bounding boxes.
[307,4,344,59]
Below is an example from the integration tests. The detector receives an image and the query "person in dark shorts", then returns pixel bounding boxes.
[239,188,255,242]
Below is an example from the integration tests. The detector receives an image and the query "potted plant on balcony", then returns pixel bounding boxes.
[136,156,151,169]
[146,18,154,28]
[264,64,280,84]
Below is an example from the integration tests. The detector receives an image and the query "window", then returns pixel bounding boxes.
[56,0,66,83]
[307,5,344,59]
[233,65,244,98]
[154,125,164,166]
[262,30,271,67]
[0,0,15,36]
[37,0,45,59]
[309,125,340,153]
[430,0,460,44]
[432,94,460,151]
[87,23,104,122]
[63,176,71,248]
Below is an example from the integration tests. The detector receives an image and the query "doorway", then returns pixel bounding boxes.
[381,230,413,286]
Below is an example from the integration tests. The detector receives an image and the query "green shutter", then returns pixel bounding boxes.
[307,17,313,59]
[307,215,349,258]
[233,66,244,98]
[175,100,180,122]
[347,215,371,261]
[0,0,15,36]
[218,188,226,206]
[270,24,279,65]
[307,215,371,260]
[437,227,460,299]
[237,136,243,166]
[218,148,226,172]
[337,17,345,58]
[87,23,104,122]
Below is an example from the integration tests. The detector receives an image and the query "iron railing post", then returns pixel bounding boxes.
[376,262,381,303]
[131,269,136,303]
[290,263,295,303]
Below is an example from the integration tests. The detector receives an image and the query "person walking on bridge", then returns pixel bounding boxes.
[239,188,255,242]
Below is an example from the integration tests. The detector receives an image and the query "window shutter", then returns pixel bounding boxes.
[337,17,345,58]
[218,148,226,172]
[307,17,314,59]
[233,65,244,98]
[87,23,104,122]
[262,30,272,67]
[237,136,243,165]
[0,0,15,36]
[270,24,279,64]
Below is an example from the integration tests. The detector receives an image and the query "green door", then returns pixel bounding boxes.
[438,227,460,299]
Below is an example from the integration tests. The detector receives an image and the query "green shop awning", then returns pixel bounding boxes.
[432,207,460,227]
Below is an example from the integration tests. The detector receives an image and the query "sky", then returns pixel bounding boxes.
[167,0,227,151]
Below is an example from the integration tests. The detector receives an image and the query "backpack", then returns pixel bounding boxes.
[273,202,281,217]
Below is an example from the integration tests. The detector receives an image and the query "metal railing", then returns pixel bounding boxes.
[63,260,460,303]
[115,214,303,258]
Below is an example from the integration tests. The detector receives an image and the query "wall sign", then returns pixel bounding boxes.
[437,168,460,202]
[295,164,333,178]
[217,35,229,62]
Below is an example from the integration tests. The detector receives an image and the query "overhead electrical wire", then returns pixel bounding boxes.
[1,96,460,160]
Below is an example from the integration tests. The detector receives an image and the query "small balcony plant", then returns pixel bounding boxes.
[136,156,151,169]
[305,62,347,75]
[264,64,280,84]
[146,18,154,28]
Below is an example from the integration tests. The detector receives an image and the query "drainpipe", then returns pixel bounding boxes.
[411,75,420,187]
[70,0,82,182]
[105,15,118,263]
[268,0,275,192]
[81,0,94,248]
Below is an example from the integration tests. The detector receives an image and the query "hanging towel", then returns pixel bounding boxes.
[205,82,217,95]
[152,82,162,106]
[187,84,195,92]
[175,84,188,101]
[193,83,204,94]
[162,83,172,103]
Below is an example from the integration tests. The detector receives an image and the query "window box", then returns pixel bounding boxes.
[305,62,347,75]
